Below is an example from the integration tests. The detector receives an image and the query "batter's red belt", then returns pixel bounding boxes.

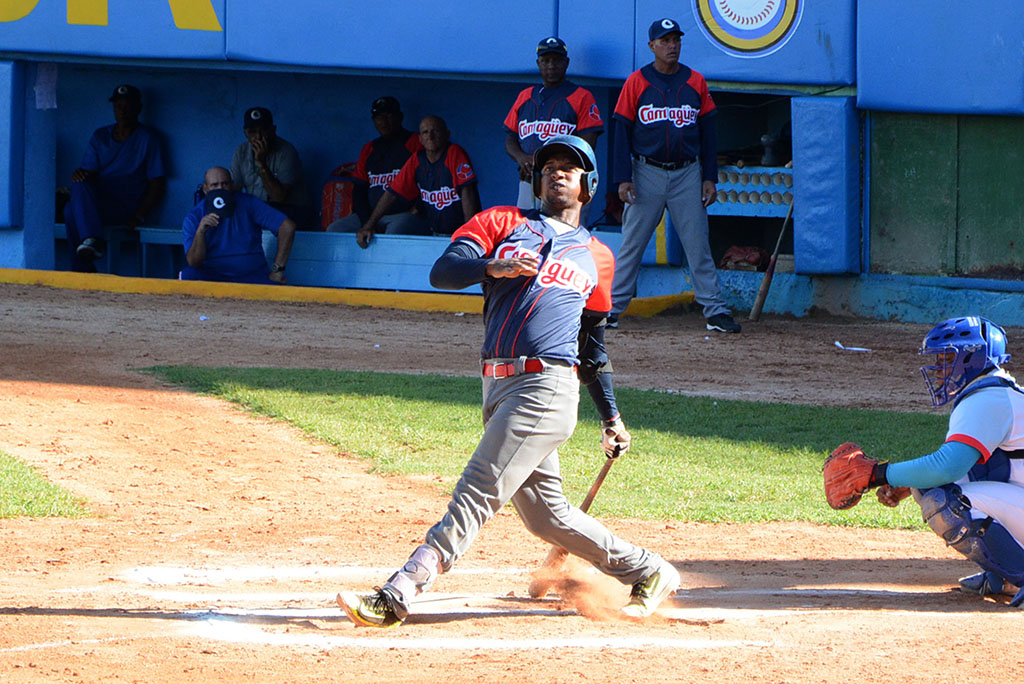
[482,359,545,378]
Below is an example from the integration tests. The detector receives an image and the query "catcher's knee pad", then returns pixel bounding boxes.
[919,485,1024,589]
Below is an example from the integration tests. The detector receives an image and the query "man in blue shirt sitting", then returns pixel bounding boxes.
[181,167,296,284]
[65,84,166,272]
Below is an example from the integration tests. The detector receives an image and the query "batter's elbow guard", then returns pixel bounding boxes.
[578,359,601,385]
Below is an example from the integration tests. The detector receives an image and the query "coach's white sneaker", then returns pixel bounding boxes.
[621,561,680,619]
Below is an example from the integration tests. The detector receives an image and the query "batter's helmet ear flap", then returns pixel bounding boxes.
[532,134,600,205]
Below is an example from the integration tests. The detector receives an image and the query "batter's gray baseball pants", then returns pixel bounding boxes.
[424,359,662,585]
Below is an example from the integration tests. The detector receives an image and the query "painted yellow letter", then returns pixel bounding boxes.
[67,0,108,26]
[168,0,222,31]
[0,0,40,22]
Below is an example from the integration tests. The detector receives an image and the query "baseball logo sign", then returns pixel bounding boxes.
[691,0,803,58]
[212,196,226,210]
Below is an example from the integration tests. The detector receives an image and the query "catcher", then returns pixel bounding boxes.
[824,316,1024,606]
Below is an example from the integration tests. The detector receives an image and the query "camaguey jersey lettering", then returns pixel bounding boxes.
[353,131,422,209]
[613,63,715,163]
[451,207,615,363]
[504,81,604,156]
[389,143,476,235]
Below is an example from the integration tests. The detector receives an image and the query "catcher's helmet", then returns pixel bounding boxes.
[532,134,599,205]
[919,316,1010,407]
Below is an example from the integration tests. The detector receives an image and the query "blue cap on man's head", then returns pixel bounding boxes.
[649,18,684,41]
[537,36,568,57]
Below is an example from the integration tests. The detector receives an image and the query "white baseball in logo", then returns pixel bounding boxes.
[714,0,780,29]
[213,196,226,209]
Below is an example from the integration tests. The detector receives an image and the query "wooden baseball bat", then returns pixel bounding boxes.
[748,200,794,322]
[527,448,619,599]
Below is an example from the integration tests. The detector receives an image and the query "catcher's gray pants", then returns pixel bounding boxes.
[611,159,728,318]
[424,359,661,586]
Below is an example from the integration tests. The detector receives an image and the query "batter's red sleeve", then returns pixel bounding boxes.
[450,207,525,255]
[584,237,615,313]
[503,87,534,134]
[447,145,477,189]
[387,154,420,201]
[613,71,648,122]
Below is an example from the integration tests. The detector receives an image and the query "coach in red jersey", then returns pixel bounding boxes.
[338,135,679,628]
[504,37,604,209]
[357,115,481,247]
[610,18,740,334]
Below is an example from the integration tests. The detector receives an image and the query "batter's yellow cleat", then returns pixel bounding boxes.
[337,587,405,628]
[620,562,680,619]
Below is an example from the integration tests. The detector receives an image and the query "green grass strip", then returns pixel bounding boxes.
[146,366,944,530]
[0,450,87,518]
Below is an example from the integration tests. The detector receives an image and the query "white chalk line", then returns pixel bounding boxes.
[118,564,528,586]
[185,618,776,651]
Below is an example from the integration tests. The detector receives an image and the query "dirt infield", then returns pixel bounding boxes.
[0,283,1019,683]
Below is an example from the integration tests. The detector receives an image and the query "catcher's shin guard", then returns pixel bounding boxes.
[919,485,1024,603]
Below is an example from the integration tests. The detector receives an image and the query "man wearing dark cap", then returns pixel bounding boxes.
[181,166,296,284]
[325,96,426,235]
[610,18,740,334]
[64,84,166,272]
[230,106,313,227]
[504,36,604,210]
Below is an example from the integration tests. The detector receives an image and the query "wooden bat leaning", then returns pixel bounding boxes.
[748,199,794,323]
[527,448,619,599]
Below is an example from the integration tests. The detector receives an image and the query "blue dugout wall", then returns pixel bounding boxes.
[23,0,1024,285]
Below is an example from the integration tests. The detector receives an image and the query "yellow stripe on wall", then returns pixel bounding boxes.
[655,210,668,264]
[168,0,223,31]
[67,0,107,26]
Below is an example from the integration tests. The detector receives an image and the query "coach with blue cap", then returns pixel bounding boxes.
[609,18,740,334]
[181,166,296,284]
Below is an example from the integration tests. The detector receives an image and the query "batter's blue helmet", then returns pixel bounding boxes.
[532,135,599,205]
[919,316,1010,407]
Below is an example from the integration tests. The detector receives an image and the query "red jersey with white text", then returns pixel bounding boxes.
[613,63,716,163]
[389,143,476,235]
[451,207,614,363]
[504,82,604,156]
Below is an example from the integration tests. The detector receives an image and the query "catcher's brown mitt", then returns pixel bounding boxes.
[823,442,878,510]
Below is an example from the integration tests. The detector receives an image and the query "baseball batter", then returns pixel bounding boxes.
[824,316,1024,606]
[504,36,604,209]
[337,135,679,628]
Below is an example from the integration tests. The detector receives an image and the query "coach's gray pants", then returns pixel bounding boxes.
[611,159,728,318]
[424,359,661,586]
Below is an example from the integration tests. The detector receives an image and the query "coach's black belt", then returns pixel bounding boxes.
[634,154,695,170]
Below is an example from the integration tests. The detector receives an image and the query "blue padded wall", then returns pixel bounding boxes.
[225,0,555,73]
[559,1,636,80]
[635,0,855,85]
[0,61,23,229]
[0,0,225,59]
[791,96,859,275]
[858,0,1024,114]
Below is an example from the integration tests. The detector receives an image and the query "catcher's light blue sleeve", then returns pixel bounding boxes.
[886,441,982,489]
